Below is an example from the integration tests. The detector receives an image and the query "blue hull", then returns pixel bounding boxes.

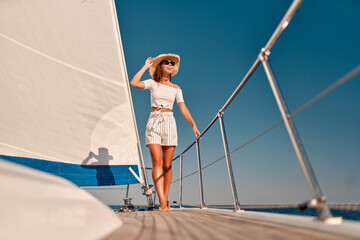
[0,154,140,186]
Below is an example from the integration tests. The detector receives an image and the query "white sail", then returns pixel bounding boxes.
[0,0,142,186]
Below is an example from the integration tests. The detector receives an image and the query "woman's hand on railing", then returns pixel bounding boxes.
[193,126,201,140]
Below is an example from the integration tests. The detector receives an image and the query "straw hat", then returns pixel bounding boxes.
[149,53,180,78]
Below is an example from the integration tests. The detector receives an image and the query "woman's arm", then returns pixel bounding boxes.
[130,57,154,89]
[178,102,201,138]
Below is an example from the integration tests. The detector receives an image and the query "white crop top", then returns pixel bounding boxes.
[143,79,184,110]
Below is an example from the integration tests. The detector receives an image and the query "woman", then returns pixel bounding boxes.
[130,53,200,211]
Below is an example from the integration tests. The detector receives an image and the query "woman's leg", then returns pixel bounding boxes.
[162,145,175,210]
[148,144,167,210]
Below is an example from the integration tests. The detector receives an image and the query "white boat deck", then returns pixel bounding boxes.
[104,208,360,240]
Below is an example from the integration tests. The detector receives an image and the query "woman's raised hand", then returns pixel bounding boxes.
[144,57,154,69]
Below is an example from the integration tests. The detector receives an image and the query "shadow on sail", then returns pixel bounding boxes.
[81,148,116,186]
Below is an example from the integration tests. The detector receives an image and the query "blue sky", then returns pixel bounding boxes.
[113,0,360,206]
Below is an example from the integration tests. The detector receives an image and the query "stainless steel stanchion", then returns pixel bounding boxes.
[260,51,335,221]
[196,139,207,209]
[179,153,183,208]
[218,112,242,212]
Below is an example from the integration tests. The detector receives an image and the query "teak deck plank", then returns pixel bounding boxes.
[105,209,355,240]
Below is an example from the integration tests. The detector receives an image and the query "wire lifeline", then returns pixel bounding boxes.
[171,64,360,184]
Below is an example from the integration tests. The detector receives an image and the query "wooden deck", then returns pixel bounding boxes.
[104,208,359,240]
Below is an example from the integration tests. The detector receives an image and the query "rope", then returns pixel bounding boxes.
[171,65,360,184]
[327,203,360,212]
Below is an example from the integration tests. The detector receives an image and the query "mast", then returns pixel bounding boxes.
[109,0,153,207]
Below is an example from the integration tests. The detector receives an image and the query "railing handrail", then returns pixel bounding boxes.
[169,0,347,221]
[173,0,303,162]
[171,63,360,185]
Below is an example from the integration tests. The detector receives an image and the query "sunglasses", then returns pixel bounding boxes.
[162,60,175,66]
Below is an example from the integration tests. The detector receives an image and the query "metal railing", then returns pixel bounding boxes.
[170,0,360,222]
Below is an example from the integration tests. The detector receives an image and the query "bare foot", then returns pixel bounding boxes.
[165,201,172,212]
[159,201,167,211]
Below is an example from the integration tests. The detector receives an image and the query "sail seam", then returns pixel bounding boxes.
[0,141,60,163]
[0,32,123,87]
